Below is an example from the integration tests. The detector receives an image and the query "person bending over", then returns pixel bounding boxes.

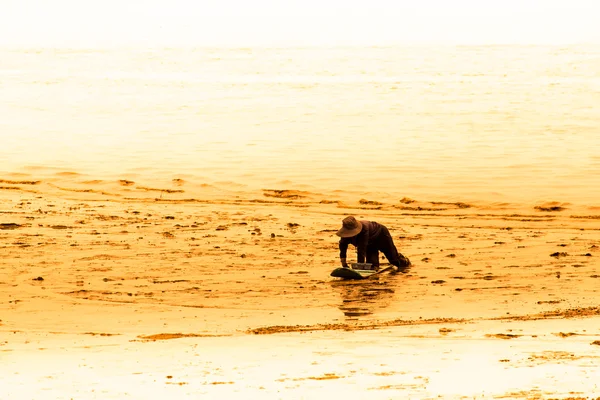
[336,216,411,272]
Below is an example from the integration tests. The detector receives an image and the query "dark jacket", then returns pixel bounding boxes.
[339,220,384,262]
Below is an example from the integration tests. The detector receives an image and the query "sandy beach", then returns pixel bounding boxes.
[1,23,600,396]
[2,171,600,398]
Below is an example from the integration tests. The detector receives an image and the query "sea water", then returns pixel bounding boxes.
[1,45,599,203]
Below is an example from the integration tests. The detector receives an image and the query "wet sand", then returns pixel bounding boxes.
[2,173,600,398]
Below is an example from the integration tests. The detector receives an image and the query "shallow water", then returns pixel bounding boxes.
[2,45,600,203]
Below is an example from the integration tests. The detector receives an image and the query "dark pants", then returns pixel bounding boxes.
[366,226,410,269]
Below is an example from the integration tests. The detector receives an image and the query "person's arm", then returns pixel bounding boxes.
[339,239,350,268]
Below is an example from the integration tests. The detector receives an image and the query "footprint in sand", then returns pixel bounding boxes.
[118,180,135,186]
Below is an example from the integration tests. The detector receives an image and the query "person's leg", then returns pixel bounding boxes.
[378,226,411,271]
[366,246,380,270]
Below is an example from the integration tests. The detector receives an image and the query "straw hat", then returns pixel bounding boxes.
[336,216,363,237]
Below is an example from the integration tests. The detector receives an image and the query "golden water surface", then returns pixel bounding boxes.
[2,45,599,203]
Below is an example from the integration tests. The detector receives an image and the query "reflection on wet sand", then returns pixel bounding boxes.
[331,273,397,318]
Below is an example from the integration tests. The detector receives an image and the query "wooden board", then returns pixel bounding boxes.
[330,267,376,280]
